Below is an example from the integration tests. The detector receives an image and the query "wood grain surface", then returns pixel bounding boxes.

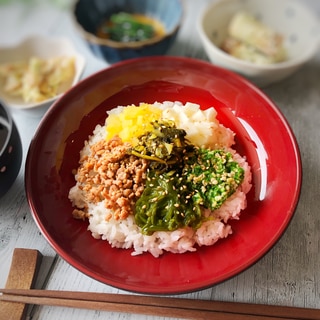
[0,1,320,319]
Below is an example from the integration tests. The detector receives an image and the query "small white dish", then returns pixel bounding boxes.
[0,35,85,114]
[197,0,320,87]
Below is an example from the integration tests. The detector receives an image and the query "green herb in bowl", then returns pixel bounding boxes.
[97,12,165,42]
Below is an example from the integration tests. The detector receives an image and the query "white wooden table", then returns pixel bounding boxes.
[1,0,320,319]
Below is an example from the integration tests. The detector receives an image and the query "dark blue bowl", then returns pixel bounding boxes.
[0,101,22,198]
[73,0,183,64]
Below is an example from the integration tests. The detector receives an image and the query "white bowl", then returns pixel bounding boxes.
[197,0,320,87]
[0,35,85,114]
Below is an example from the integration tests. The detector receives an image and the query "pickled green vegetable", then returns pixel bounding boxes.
[134,170,202,235]
[129,120,195,171]
[134,146,245,235]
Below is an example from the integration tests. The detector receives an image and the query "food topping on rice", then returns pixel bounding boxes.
[69,101,252,257]
[72,136,148,221]
[105,103,162,143]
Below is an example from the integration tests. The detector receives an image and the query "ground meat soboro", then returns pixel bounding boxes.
[72,136,148,221]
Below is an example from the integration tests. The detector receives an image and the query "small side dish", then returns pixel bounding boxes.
[221,11,287,64]
[0,35,85,111]
[69,101,252,257]
[73,0,182,64]
[0,56,75,103]
[197,0,319,86]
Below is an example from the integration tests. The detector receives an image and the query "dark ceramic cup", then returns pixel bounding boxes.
[0,101,22,198]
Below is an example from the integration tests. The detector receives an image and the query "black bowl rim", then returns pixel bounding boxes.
[0,100,13,156]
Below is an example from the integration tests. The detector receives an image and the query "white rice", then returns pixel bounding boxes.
[69,101,252,258]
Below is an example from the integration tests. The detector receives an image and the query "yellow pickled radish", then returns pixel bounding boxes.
[105,103,162,144]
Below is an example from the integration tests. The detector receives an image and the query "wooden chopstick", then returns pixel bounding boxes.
[1,289,319,320]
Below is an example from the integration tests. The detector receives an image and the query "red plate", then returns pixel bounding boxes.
[25,57,301,294]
